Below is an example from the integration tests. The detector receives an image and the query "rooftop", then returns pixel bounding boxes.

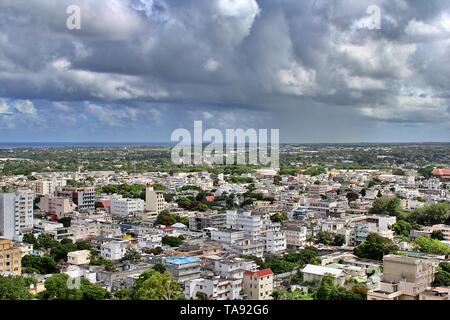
[165,256,200,265]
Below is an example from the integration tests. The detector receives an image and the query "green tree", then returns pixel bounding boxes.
[38,274,83,300]
[162,236,184,247]
[22,233,38,246]
[413,236,450,256]
[346,192,359,202]
[433,262,450,287]
[152,263,167,273]
[408,202,450,226]
[353,233,398,261]
[333,234,346,246]
[195,292,208,300]
[270,212,288,223]
[316,231,333,245]
[131,269,182,300]
[22,254,58,275]
[431,230,445,240]
[121,247,142,263]
[369,197,402,217]
[0,276,34,300]
[391,220,412,238]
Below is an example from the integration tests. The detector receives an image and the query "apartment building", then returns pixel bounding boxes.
[226,210,268,241]
[67,250,91,265]
[0,239,22,276]
[145,185,165,213]
[0,190,34,240]
[164,256,202,283]
[282,225,307,249]
[58,186,96,213]
[308,184,328,197]
[34,179,65,196]
[265,223,286,255]
[367,254,435,300]
[38,195,76,219]
[110,195,145,216]
[100,240,130,261]
[243,269,274,300]
[184,276,242,300]
[189,212,226,232]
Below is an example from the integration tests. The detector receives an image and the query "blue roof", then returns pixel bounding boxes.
[166,256,200,265]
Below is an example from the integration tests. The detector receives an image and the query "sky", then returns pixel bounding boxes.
[0,0,450,143]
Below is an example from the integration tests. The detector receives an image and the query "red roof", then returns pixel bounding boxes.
[205,195,215,202]
[244,269,273,277]
[432,169,450,176]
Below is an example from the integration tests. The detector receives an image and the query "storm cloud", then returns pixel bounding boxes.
[0,0,449,142]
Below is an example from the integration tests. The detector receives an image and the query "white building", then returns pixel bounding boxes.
[68,250,91,265]
[283,225,307,249]
[0,190,34,241]
[265,223,286,255]
[226,210,268,241]
[110,195,145,216]
[101,240,130,261]
[184,276,242,300]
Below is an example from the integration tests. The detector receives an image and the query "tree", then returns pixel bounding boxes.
[353,233,398,261]
[333,234,346,247]
[144,247,163,255]
[22,233,37,246]
[408,202,450,226]
[131,269,182,300]
[369,197,402,217]
[271,212,288,223]
[80,279,111,300]
[346,192,359,202]
[22,254,58,275]
[391,220,412,238]
[316,231,333,245]
[38,274,83,300]
[151,263,166,273]
[360,189,367,197]
[121,247,142,263]
[431,230,445,240]
[58,217,72,228]
[155,210,176,226]
[413,236,450,256]
[433,262,450,287]
[315,274,365,300]
[162,236,184,247]
[195,292,208,300]
[0,276,34,300]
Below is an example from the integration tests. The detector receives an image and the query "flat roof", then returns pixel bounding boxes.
[166,256,200,265]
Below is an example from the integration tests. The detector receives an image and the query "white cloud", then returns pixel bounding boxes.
[204,58,221,72]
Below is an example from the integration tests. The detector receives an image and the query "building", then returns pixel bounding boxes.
[243,269,274,300]
[145,185,165,213]
[0,239,22,276]
[110,195,145,216]
[100,240,130,261]
[189,212,226,232]
[301,264,345,286]
[34,179,65,196]
[164,256,202,283]
[0,190,34,241]
[265,223,286,255]
[367,254,435,300]
[67,250,91,265]
[58,186,96,213]
[282,225,307,249]
[308,184,328,197]
[38,195,76,219]
[226,210,268,241]
[431,168,450,181]
[431,224,450,241]
[184,276,242,300]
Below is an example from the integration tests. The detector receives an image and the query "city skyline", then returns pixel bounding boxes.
[1,0,450,142]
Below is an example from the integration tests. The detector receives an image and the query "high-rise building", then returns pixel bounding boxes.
[110,195,145,216]
[145,185,165,213]
[58,186,96,213]
[0,190,34,240]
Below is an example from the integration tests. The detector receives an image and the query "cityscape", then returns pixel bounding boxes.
[1,0,450,310]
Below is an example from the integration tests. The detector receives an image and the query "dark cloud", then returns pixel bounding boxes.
[0,0,449,142]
